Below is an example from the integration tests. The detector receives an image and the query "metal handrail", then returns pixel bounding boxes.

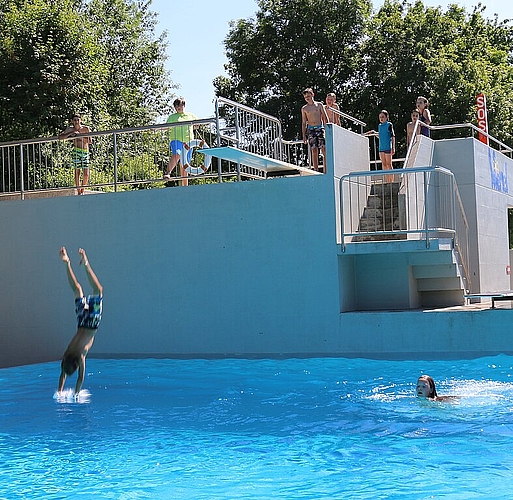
[404,120,513,167]
[0,119,216,147]
[0,118,223,198]
[326,106,366,133]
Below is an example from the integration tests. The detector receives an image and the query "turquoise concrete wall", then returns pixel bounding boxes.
[2,133,513,368]
[0,175,342,367]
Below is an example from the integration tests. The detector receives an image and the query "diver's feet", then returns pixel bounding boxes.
[60,246,70,263]
[78,248,89,266]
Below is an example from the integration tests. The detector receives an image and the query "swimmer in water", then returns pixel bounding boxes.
[416,375,459,402]
[58,247,103,395]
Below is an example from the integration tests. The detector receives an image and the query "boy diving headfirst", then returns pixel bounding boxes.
[58,247,103,394]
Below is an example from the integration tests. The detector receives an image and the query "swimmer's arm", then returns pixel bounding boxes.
[58,127,78,140]
[320,104,329,125]
[301,108,307,142]
[75,355,85,394]
[422,108,432,125]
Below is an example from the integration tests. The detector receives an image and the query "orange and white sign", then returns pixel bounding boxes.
[476,93,488,145]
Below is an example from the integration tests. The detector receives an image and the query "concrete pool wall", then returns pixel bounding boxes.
[1,127,513,367]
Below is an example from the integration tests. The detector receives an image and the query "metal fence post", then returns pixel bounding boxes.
[113,133,118,192]
[19,144,24,200]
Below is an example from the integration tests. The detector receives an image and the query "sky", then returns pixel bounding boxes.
[149,0,513,120]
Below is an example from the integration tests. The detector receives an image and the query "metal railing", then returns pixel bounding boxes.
[0,119,225,198]
[326,106,366,134]
[339,166,471,290]
[215,97,283,161]
[1,98,324,199]
[404,120,513,168]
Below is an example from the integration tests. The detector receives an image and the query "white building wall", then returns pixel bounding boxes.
[434,138,513,292]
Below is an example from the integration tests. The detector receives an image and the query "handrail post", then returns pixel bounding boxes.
[340,176,346,252]
[424,170,429,248]
[19,144,24,200]
[113,132,118,192]
[215,98,222,183]
[235,106,241,181]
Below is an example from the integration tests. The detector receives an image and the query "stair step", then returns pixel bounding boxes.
[412,263,459,279]
[420,290,465,307]
[409,250,455,266]
[416,276,463,292]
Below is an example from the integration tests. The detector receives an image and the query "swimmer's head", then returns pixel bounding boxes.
[326,92,336,104]
[416,375,437,399]
[61,355,79,376]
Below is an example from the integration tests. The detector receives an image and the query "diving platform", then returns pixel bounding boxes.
[201,146,320,176]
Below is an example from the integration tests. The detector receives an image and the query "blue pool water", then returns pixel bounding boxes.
[2,356,513,499]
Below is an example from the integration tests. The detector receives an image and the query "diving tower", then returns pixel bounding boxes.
[2,99,513,367]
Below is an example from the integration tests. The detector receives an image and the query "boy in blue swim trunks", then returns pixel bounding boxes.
[58,247,103,394]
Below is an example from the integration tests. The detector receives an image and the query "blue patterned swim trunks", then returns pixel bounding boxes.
[75,295,102,330]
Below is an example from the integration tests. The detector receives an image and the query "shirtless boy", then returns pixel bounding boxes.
[325,92,341,126]
[301,88,329,172]
[58,114,92,195]
[58,247,103,394]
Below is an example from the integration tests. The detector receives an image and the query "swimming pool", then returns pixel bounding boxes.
[2,356,513,499]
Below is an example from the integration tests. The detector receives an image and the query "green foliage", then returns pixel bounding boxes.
[0,0,175,141]
[215,0,372,136]
[0,0,103,139]
[85,0,175,130]
[215,0,513,151]
[357,1,513,153]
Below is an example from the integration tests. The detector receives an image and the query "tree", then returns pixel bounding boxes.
[0,0,175,141]
[84,0,174,130]
[215,0,513,150]
[356,1,513,152]
[0,0,104,139]
[214,0,372,137]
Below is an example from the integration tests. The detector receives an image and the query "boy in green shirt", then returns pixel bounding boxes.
[163,97,199,186]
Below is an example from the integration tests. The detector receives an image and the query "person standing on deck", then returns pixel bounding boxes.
[163,97,199,186]
[58,114,92,195]
[416,96,432,137]
[301,88,329,173]
[325,92,341,126]
[364,110,396,183]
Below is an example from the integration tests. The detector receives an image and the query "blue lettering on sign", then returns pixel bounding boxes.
[489,148,508,193]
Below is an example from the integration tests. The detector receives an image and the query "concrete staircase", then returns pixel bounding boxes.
[410,241,467,307]
[352,181,406,241]
[350,181,466,308]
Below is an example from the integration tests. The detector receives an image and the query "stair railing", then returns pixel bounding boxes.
[339,166,471,290]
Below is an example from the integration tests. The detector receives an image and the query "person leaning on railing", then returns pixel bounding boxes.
[58,114,93,195]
